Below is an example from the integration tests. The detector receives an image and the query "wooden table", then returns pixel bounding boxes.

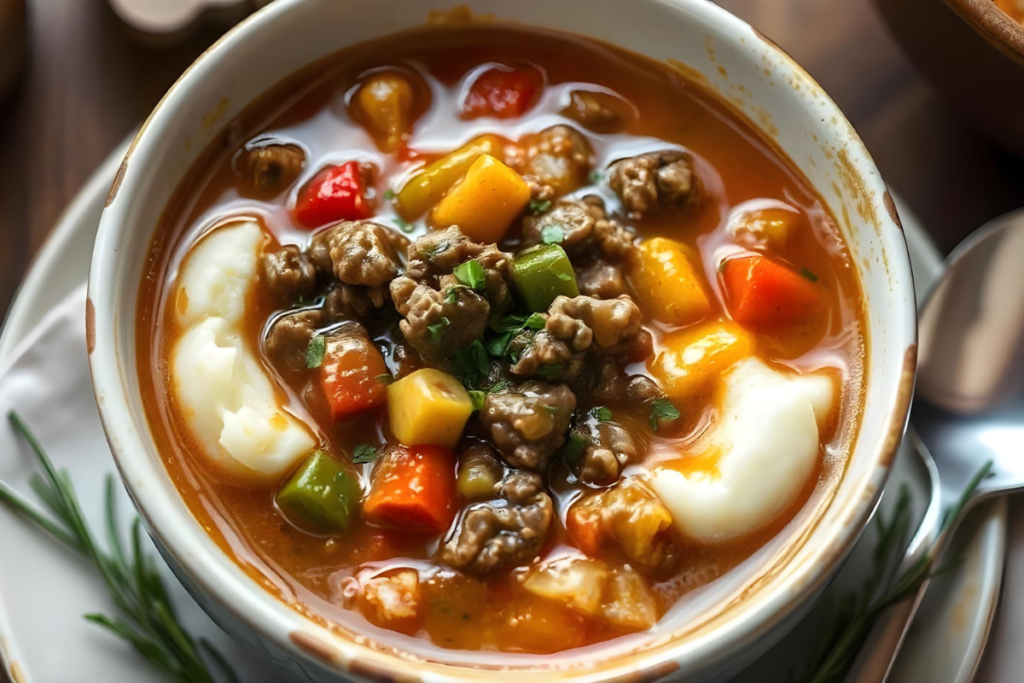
[0,0,1021,681]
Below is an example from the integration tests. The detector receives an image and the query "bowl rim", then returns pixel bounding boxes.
[87,0,917,679]
[945,0,1024,63]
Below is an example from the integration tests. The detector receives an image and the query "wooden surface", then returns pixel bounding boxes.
[0,0,1022,681]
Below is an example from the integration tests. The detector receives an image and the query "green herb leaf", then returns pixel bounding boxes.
[523,313,547,330]
[554,272,573,282]
[649,398,681,431]
[453,259,487,291]
[529,199,552,215]
[487,379,511,394]
[306,335,326,369]
[492,314,528,332]
[588,171,605,184]
[800,267,819,283]
[468,390,486,412]
[562,434,588,466]
[444,286,461,305]
[485,332,513,358]
[591,406,613,422]
[428,317,450,345]
[395,217,415,233]
[538,363,563,381]
[540,223,565,245]
[375,373,394,386]
[0,413,235,683]
[384,188,396,200]
[451,339,490,382]
[352,444,379,464]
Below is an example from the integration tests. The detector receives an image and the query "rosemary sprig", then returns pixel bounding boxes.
[0,411,236,683]
[804,460,994,683]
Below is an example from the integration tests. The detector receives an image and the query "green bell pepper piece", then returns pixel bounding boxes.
[275,450,361,534]
[512,244,579,311]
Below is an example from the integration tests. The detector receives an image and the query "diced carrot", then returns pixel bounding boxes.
[363,445,457,534]
[721,255,825,329]
[461,65,541,119]
[320,331,388,419]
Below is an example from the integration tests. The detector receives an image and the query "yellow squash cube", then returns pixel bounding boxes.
[629,237,711,326]
[649,322,754,399]
[387,369,474,448]
[430,154,531,243]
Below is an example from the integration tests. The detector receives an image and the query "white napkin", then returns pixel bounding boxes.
[0,286,288,682]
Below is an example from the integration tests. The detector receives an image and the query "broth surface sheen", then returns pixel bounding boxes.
[136,24,866,657]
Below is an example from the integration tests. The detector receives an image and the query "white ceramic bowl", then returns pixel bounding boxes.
[87,0,917,680]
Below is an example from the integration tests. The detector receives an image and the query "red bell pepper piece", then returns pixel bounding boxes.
[721,254,825,329]
[294,161,373,228]
[461,65,541,120]
[363,445,457,534]
[320,331,388,420]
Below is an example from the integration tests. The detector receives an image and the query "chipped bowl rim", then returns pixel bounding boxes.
[87,0,917,680]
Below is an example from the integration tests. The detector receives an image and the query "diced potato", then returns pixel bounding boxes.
[728,206,800,250]
[567,480,673,569]
[395,135,504,219]
[649,321,754,400]
[431,154,530,243]
[501,594,586,653]
[629,237,711,326]
[360,569,420,626]
[602,566,658,629]
[387,369,474,448]
[522,558,610,616]
[352,72,415,153]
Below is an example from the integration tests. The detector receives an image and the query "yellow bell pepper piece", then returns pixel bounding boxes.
[649,321,754,399]
[430,155,531,243]
[395,135,504,220]
[387,369,474,448]
[629,237,711,326]
[353,72,415,153]
[730,207,797,250]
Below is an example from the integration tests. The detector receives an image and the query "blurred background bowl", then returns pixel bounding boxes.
[875,0,1024,154]
[0,0,26,104]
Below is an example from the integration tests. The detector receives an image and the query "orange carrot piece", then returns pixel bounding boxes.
[363,445,457,534]
[722,255,824,329]
[320,332,388,420]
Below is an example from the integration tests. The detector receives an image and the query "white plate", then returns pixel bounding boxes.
[0,142,1006,683]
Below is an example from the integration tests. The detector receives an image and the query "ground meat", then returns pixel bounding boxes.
[571,412,642,486]
[480,381,576,471]
[521,201,596,253]
[608,149,701,216]
[235,139,305,191]
[523,174,556,203]
[575,257,628,300]
[439,471,553,575]
[309,221,404,288]
[263,308,323,376]
[520,125,592,196]
[261,245,317,301]
[391,228,514,357]
[546,295,652,359]
[322,282,387,321]
[570,355,628,403]
[560,90,634,134]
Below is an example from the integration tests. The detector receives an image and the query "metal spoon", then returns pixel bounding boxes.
[847,209,1024,682]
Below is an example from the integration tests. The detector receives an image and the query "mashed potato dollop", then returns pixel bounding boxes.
[171,219,315,485]
[650,358,835,543]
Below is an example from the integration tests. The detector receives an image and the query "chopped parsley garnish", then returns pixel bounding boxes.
[523,313,547,329]
[352,444,379,464]
[305,335,326,369]
[649,398,681,432]
[375,373,394,386]
[800,267,819,282]
[484,313,546,360]
[453,259,487,291]
[395,217,415,233]
[540,224,565,245]
[485,332,513,358]
[383,188,396,200]
[468,390,486,412]
[427,317,450,344]
[529,199,552,215]
[538,363,563,381]
[590,406,613,423]
[562,434,588,466]
[588,171,605,184]
[451,339,490,382]
[444,285,462,305]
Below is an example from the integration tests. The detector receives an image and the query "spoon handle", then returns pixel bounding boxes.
[843,576,934,682]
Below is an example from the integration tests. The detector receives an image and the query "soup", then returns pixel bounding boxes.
[137,24,865,656]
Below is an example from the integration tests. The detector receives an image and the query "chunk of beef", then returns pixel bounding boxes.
[236,140,305,191]
[574,257,627,300]
[261,245,317,301]
[439,471,553,574]
[520,125,592,196]
[480,381,576,471]
[560,90,634,134]
[627,375,684,434]
[521,201,596,253]
[390,344,422,381]
[264,309,323,376]
[568,479,677,572]
[322,282,387,321]
[546,295,651,358]
[309,220,404,288]
[571,411,642,486]
[571,355,628,403]
[523,174,555,204]
[608,149,701,216]
[391,228,514,357]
